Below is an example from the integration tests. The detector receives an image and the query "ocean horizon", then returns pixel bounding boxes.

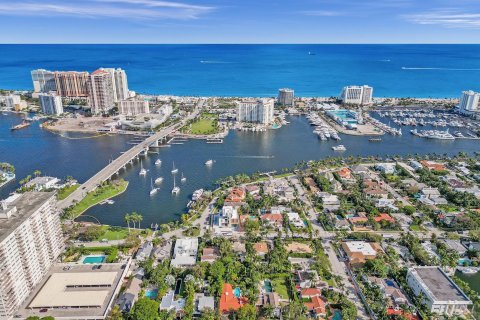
[1,44,480,98]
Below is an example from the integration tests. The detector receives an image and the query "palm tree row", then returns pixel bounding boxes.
[124,211,143,231]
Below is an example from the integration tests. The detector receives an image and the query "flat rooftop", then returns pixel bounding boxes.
[343,241,377,256]
[0,192,55,243]
[413,267,470,302]
[18,263,128,319]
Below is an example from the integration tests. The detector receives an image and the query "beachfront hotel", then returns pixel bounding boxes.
[39,92,63,116]
[88,69,116,114]
[119,98,150,116]
[236,98,275,125]
[0,192,64,319]
[340,85,373,105]
[459,90,480,113]
[102,68,130,102]
[31,69,56,93]
[54,71,90,97]
[278,88,295,106]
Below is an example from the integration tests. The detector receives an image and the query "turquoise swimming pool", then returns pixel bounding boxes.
[332,309,342,320]
[145,289,159,299]
[327,109,358,124]
[82,255,106,264]
[264,280,273,293]
[233,287,241,298]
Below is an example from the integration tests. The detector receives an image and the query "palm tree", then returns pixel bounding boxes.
[124,213,131,231]
[136,213,143,229]
[33,170,41,177]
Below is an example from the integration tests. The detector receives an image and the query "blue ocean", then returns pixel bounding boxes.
[0,44,480,97]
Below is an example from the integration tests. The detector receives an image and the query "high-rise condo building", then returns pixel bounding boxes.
[340,85,373,105]
[236,99,275,125]
[101,68,130,102]
[31,69,56,93]
[278,88,295,106]
[0,192,63,319]
[54,71,90,97]
[119,98,150,116]
[39,93,63,116]
[459,90,480,113]
[5,95,24,111]
[88,69,115,114]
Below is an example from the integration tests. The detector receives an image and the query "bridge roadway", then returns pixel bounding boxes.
[58,99,204,210]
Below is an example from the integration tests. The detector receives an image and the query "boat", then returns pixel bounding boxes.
[154,177,163,185]
[205,159,214,166]
[459,267,478,274]
[171,162,178,174]
[332,145,346,151]
[180,172,186,183]
[149,178,159,196]
[155,159,162,166]
[171,175,180,194]
[192,189,204,201]
[10,121,30,131]
[139,161,147,176]
[369,138,382,142]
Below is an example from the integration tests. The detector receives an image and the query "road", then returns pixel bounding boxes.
[58,99,204,210]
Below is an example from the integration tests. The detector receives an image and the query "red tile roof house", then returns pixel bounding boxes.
[337,168,355,182]
[420,160,446,171]
[374,213,395,224]
[300,287,322,299]
[219,283,248,314]
[304,296,327,318]
[253,242,270,256]
[226,187,246,202]
[260,213,283,228]
[200,247,219,263]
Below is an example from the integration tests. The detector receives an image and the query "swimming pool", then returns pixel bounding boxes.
[327,109,358,125]
[233,287,241,298]
[145,289,159,299]
[332,309,342,320]
[82,255,106,264]
[264,280,273,293]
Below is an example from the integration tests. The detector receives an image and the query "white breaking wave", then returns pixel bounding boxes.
[402,66,480,71]
[380,59,391,62]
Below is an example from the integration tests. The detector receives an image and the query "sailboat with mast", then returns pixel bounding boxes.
[171,175,180,194]
[181,172,186,183]
[149,178,159,195]
[171,162,178,174]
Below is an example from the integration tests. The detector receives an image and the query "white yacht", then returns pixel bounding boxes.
[149,178,159,196]
[205,159,214,166]
[332,145,346,151]
[180,172,187,183]
[155,159,162,166]
[139,161,147,176]
[171,162,178,174]
[154,177,163,185]
[171,175,180,194]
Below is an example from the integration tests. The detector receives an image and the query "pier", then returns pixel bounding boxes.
[58,99,204,210]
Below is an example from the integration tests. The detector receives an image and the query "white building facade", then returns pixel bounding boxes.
[278,88,294,106]
[88,69,115,114]
[0,193,63,319]
[340,85,373,105]
[459,90,480,113]
[39,93,63,115]
[236,98,274,125]
[31,69,56,93]
[119,99,150,116]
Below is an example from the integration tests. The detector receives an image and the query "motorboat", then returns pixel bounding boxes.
[205,159,214,166]
[149,178,159,196]
[154,177,163,185]
[155,159,162,166]
[332,145,346,151]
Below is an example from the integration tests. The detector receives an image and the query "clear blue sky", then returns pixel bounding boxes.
[0,0,479,43]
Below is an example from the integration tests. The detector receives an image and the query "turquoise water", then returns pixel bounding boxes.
[145,289,159,299]
[332,309,342,320]
[1,44,480,97]
[233,287,241,298]
[327,109,358,124]
[82,255,106,264]
[264,280,273,293]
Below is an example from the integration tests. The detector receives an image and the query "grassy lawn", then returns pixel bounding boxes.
[271,276,289,299]
[189,113,219,135]
[65,180,128,218]
[96,226,130,241]
[57,184,80,200]
[410,224,423,231]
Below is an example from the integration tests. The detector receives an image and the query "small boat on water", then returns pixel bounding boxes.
[155,159,162,166]
[332,145,346,151]
[369,138,382,142]
[171,175,180,194]
[10,121,30,131]
[171,162,178,174]
[205,159,214,166]
[180,172,186,183]
[139,161,147,176]
[154,177,163,185]
[150,178,159,196]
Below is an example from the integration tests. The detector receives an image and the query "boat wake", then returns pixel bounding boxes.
[402,67,480,71]
[200,60,232,64]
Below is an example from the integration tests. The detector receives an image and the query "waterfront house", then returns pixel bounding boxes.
[136,241,153,262]
[337,167,355,183]
[409,160,423,171]
[351,164,369,176]
[440,239,467,257]
[25,176,61,191]
[245,185,260,195]
[226,187,246,203]
[375,163,396,174]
